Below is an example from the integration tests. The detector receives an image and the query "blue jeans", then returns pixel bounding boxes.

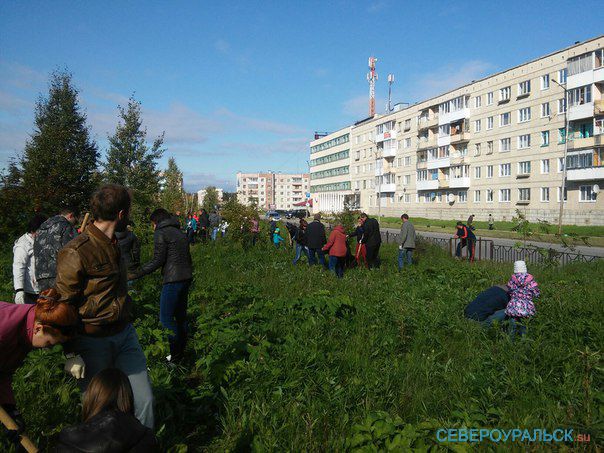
[69,323,154,428]
[398,248,413,270]
[211,227,219,240]
[481,309,507,328]
[328,255,345,278]
[293,243,309,264]
[160,280,191,359]
[308,248,326,267]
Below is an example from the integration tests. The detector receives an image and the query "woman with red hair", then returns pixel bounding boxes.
[0,288,78,435]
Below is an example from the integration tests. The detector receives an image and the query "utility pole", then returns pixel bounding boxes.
[367,57,378,117]
[552,78,569,235]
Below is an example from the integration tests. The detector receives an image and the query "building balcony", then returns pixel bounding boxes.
[378,183,396,193]
[595,100,604,115]
[426,157,451,169]
[418,115,439,130]
[417,137,436,150]
[450,154,468,166]
[416,160,428,169]
[450,131,471,144]
[569,134,603,150]
[438,180,449,189]
[381,144,398,158]
[568,101,594,121]
[376,129,398,143]
[439,108,470,126]
[567,166,604,181]
[449,177,471,188]
[416,179,439,191]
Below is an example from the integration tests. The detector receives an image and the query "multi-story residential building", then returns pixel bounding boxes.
[236,171,310,211]
[197,187,224,207]
[309,36,604,224]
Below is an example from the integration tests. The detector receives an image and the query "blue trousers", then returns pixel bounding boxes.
[328,255,345,278]
[211,227,219,240]
[398,248,413,270]
[160,280,191,359]
[308,248,326,267]
[69,324,154,428]
[293,243,309,264]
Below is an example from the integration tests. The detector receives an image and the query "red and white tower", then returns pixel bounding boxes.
[367,57,378,117]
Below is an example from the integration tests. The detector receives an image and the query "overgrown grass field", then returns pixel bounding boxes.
[1,236,602,451]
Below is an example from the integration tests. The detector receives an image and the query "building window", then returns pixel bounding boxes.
[500,137,511,152]
[558,157,565,172]
[557,187,568,202]
[404,137,412,148]
[579,185,597,202]
[541,102,550,118]
[487,92,493,105]
[499,163,511,177]
[458,191,467,203]
[518,161,531,175]
[474,96,482,108]
[568,85,592,107]
[487,141,493,154]
[474,190,481,202]
[541,187,550,202]
[596,49,604,68]
[404,174,411,185]
[568,53,593,76]
[474,119,481,132]
[404,119,411,130]
[474,143,481,156]
[405,156,411,166]
[541,74,550,90]
[518,80,531,96]
[558,128,566,144]
[541,131,549,146]
[541,159,550,174]
[486,165,493,178]
[500,112,511,126]
[474,166,481,179]
[486,189,494,202]
[486,116,493,130]
[499,86,511,101]
[518,107,531,123]
[558,68,567,84]
[518,134,531,149]
[518,188,531,202]
[499,189,511,202]
[558,98,566,114]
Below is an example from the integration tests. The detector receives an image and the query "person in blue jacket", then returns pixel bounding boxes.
[273,227,285,248]
[454,221,476,261]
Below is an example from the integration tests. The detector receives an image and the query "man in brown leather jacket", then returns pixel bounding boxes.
[56,184,154,429]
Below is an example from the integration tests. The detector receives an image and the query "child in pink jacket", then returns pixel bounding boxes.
[505,260,540,336]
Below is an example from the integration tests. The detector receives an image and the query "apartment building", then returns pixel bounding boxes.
[197,187,224,207]
[236,171,310,211]
[309,36,604,225]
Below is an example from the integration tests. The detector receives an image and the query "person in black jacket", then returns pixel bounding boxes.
[305,214,327,267]
[198,209,210,242]
[292,218,309,264]
[56,368,158,452]
[129,209,193,361]
[360,213,381,269]
[115,225,140,274]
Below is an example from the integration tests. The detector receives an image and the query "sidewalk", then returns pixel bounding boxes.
[382,227,604,258]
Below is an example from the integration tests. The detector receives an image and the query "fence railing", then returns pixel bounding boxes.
[380,230,600,266]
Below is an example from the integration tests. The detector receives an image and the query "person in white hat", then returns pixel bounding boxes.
[505,260,540,336]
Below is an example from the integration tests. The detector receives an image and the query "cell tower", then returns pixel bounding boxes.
[367,57,378,117]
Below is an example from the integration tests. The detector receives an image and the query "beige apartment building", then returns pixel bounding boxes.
[236,171,310,211]
[310,36,604,225]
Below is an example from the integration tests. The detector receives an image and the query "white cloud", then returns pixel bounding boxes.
[183,171,235,192]
[410,60,494,100]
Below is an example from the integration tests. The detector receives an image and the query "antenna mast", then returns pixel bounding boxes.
[367,57,378,116]
[387,74,395,112]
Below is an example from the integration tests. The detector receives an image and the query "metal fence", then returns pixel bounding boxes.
[380,230,600,266]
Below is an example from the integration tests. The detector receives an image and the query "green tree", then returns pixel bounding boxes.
[0,161,30,240]
[104,96,164,220]
[202,186,220,212]
[160,157,185,214]
[21,71,99,215]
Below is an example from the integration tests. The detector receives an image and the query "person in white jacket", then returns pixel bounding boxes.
[13,214,47,304]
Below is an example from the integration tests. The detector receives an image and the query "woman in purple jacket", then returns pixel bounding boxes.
[0,288,78,435]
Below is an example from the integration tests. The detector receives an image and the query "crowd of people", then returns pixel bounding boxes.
[0,185,537,451]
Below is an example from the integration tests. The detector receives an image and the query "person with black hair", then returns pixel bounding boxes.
[115,222,140,275]
[13,214,48,304]
[129,208,193,362]
[34,206,79,291]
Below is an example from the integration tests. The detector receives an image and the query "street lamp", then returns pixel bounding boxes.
[552,78,569,235]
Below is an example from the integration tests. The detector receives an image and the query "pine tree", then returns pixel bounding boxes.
[21,71,99,214]
[160,157,185,213]
[202,186,220,212]
[104,96,164,220]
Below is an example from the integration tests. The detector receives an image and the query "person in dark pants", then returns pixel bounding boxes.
[464,285,510,326]
[129,209,193,362]
[115,224,141,275]
[305,214,327,267]
[322,224,347,278]
[454,221,476,262]
[488,214,494,230]
[360,213,381,269]
[199,209,210,242]
[348,218,367,268]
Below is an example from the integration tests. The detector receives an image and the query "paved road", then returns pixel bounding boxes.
[381,227,604,258]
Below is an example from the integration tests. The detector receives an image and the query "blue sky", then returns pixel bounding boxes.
[1,1,602,192]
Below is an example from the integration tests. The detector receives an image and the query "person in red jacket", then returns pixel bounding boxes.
[322,224,348,278]
[0,288,78,441]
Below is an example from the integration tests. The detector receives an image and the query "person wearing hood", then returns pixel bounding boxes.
[322,224,347,278]
[13,214,47,304]
[505,260,540,337]
[115,223,141,275]
[34,206,79,291]
[129,209,193,362]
